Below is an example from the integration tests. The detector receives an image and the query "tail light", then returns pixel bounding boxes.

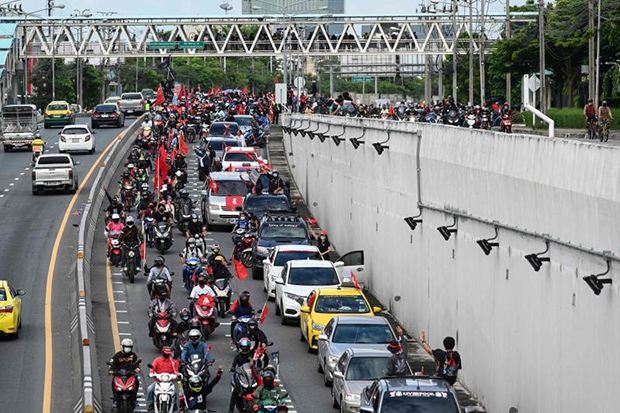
[32,171,36,180]
[85,135,91,141]
[92,113,100,118]
[0,305,13,313]
[60,136,66,142]
[111,112,119,117]
[68,169,73,180]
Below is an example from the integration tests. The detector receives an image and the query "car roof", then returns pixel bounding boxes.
[62,125,89,130]
[378,376,453,392]
[346,347,392,357]
[246,193,287,200]
[207,137,240,142]
[211,122,238,126]
[234,115,253,119]
[105,96,121,100]
[288,260,335,269]
[314,287,365,297]
[275,245,319,253]
[208,171,249,181]
[48,101,69,105]
[224,147,256,153]
[333,315,390,325]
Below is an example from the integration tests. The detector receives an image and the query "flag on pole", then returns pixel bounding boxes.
[154,85,165,106]
[259,301,269,324]
[234,259,248,280]
[242,86,247,94]
[179,133,188,155]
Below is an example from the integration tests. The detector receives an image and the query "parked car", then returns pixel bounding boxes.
[32,154,80,195]
[0,280,25,339]
[118,92,146,116]
[201,171,250,226]
[263,245,322,300]
[91,104,125,128]
[58,125,96,154]
[44,101,75,128]
[333,348,412,413]
[318,316,396,387]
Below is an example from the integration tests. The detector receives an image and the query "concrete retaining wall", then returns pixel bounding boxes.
[282,114,620,413]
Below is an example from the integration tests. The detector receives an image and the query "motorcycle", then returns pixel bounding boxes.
[109,238,123,267]
[123,243,141,283]
[192,294,217,339]
[212,277,232,319]
[144,217,155,248]
[480,111,490,130]
[238,233,257,269]
[232,315,252,347]
[182,353,213,388]
[444,109,462,126]
[152,311,174,349]
[231,363,259,413]
[500,114,512,133]
[176,202,193,234]
[465,112,478,129]
[184,257,204,292]
[123,183,136,211]
[150,277,171,299]
[173,329,190,360]
[148,371,179,413]
[154,222,173,254]
[107,360,141,413]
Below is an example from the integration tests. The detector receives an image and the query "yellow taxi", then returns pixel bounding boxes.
[104,96,122,105]
[44,100,75,128]
[300,286,381,352]
[0,280,25,338]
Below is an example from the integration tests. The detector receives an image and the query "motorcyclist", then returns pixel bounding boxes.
[119,216,144,271]
[31,134,46,163]
[104,190,125,223]
[186,213,207,241]
[228,338,259,413]
[174,153,187,171]
[177,189,194,209]
[153,203,174,224]
[207,244,227,267]
[253,367,288,411]
[232,212,250,233]
[180,238,204,264]
[245,318,268,353]
[181,329,212,363]
[147,256,173,298]
[147,347,181,411]
[147,295,178,338]
[182,366,223,413]
[174,308,192,336]
[230,291,254,340]
[108,338,141,408]
[268,171,285,195]
[189,274,217,319]
[105,213,125,257]
[211,255,232,282]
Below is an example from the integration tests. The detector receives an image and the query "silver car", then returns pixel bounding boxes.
[332,348,412,413]
[233,115,254,134]
[318,316,396,386]
[201,172,250,226]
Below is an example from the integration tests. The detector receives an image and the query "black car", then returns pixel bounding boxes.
[91,104,125,128]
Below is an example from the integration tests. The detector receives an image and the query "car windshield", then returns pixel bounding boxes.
[37,156,71,165]
[234,117,253,126]
[261,223,306,239]
[288,267,339,286]
[63,128,89,135]
[314,295,370,314]
[48,104,68,111]
[210,123,239,136]
[208,139,240,151]
[346,356,389,381]
[332,324,394,344]
[122,93,143,100]
[211,180,248,197]
[274,251,321,266]
[224,152,257,162]
[244,196,289,212]
[96,105,117,113]
[380,391,459,413]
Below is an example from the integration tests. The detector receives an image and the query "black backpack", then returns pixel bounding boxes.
[443,351,458,379]
[393,353,408,376]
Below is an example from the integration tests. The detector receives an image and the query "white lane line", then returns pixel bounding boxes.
[9,183,14,186]
[0,195,4,198]
[112,281,123,284]
[4,189,9,192]
[119,332,132,336]
[113,290,124,293]
[117,321,130,324]
[114,300,127,303]
[116,310,128,313]
[20,172,24,176]
[24,167,29,170]
[14,177,19,181]
[220,322,232,325]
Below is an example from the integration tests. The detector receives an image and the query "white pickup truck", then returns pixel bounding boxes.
[32,154,80,195]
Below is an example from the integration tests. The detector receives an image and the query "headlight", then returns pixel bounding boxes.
[128,251,135,257]
[116,384,124,392]
[256,246,269,256]
[344,393,361,403]
[209,204,221,211]
[284,292,305,305]
[312,320,325,332]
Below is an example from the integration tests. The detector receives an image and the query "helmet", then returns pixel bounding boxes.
[211,244,220,253]
[126,216,135,226]
[189,329,202,343]
[188,237,197,246]
[121,338,133,354]
[248,318,259,332]
[175,170,183,177]
[214,255,225,263]
[602,100,608,107]
[189,318,201,331]
[187,257,200,267]
[162,346,173,356]
[112,196,120,204]
[154,256,165,265]
[235,228,245,235]
[188,375,203,393]
[239,291,250,305]
[179,308,191,322]
[588,98,593,103]
[191,213,199,223]
[141,183,149,191]
[181,189,189,199]
[112,213,120,223]
[127,163,135,170]
[238,338,252,354]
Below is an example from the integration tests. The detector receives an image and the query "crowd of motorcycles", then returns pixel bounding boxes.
[104,91,289,413]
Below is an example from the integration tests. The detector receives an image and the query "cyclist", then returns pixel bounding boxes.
[583,99,597,139]
[598,101,614,141]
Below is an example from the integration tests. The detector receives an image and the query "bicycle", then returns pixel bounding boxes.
[586,117,598,139]
[599,118,611,142]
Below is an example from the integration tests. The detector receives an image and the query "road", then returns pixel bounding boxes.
[0,117,131,413]
[92,142,337,413]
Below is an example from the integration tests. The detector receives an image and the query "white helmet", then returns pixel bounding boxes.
[121,338,133,354]
[112,213,120,221]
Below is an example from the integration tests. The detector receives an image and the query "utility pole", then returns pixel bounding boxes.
[505,0,511,106]
[594,0,601,107]
[539,0,546,112]
[452,0,458,101]
[588,0,595,100]
[468,0,474,105]
[329,65,333,97]
[424,55,432,102]
[479,0,486,105]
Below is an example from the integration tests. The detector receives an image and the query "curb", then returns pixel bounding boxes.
[74,116,145,413]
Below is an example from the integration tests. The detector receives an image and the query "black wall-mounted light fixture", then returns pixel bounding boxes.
[524,241,550,272]
[437,217,457,241]
[404,211,423,231]
[372,131,390,155]
[476,227,499,255]
[349,129,367,150]
[306,124,321,140]
[583,259,612,296]
[317,133,326,142]
[331,127,346,146]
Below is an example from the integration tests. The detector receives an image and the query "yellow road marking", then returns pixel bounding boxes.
[106,258,122,352]
[43,129,129,413]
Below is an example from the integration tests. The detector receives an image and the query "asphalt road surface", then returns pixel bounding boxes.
[92,141,337,413]
[0,116,131,413]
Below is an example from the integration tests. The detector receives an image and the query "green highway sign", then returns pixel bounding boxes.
[147,41,176,49]
[179,41,205,49]
[351,76,373,83]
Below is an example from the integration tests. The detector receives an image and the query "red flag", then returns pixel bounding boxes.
[215,87,221,94]
[140,242,146,259]
[275,76,279,83]
[208,179,219,193]
[154,85,165,106]
[305,214,318,227]
[209,87,214,95]
[171,148,177,160]
[388,104,395,116]
[225,196,243,210]
[234,259,248,280]
[259,302,269,324]
[179,134,188,155]
[179,85,187,100]
[242,86,247,94]
[350,270,361,290]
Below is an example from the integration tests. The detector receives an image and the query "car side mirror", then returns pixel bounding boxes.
[58,131,62,135]
[300,305,310,313]
[318,334,328,341]
[334,261,344,268]
[373,306,382,314]
[275,278,284,285]
[333,371,344,380]
[16,289,25,296]
[75,161,81,166]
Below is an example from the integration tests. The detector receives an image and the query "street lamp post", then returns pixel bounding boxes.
[72,9,92,107]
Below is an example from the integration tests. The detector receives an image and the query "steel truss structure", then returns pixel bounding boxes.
[13,13,536,59]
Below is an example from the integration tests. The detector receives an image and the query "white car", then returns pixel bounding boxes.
[275,260,341,324]
[263,245,322,299]
[221,147,262,172]
[58,125,96,154]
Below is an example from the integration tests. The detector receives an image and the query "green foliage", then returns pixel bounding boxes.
[523,107,620,129]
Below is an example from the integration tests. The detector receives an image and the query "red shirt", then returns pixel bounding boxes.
[150,356,180,376]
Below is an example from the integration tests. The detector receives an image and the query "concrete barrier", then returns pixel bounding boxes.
[282,114,620,413]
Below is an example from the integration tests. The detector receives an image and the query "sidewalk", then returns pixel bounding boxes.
[267,124,487,412]
[513,124,620,142]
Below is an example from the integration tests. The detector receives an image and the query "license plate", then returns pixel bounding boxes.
[102,114,109,118]
[72,139,80,143]
[229,218,238,224]
[45,181,57,186]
